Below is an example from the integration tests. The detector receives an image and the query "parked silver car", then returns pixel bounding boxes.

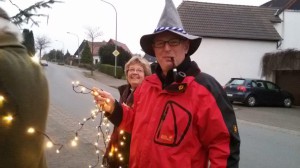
[40,60,48,66]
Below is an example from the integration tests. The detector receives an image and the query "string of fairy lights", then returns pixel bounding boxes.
[72,80,112,168]
[0,81,128,168]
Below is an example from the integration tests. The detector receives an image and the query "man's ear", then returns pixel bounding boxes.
[184,40,190,54]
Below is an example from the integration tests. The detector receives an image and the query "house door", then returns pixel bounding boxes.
[276,70,300,106]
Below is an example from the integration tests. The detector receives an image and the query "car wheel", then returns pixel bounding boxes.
[245,95,256,107]
[283,98,292,108]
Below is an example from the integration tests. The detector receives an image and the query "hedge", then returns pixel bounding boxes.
[97,64,124,79]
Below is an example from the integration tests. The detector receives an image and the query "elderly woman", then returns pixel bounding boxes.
[103,56,151,168]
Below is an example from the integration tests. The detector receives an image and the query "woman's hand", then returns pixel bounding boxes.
[91,87,115,114]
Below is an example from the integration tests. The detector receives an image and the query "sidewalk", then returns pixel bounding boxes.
[83,69,127,89]
[45,68,127,168]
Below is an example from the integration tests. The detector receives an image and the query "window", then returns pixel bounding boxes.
[265,82,279,90]
[229,79,245,85]
[251,81,257,87]
[255,81,264,88]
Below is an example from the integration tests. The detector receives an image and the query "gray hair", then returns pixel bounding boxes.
[124,56,152,77]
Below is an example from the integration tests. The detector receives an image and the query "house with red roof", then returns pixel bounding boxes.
[73,39,131,64]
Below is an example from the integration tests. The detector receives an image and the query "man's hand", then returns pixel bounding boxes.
[91,88,115,113]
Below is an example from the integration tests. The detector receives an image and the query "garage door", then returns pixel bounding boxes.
[276,70,300,106]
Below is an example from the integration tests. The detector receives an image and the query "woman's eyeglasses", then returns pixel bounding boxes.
[128,68,144,73]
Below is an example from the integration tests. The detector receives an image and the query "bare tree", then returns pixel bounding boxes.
[36,35,51,60]
[85,26,103,76]
[85,26,103,55]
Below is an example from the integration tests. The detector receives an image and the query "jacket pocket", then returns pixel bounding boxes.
[154,101,192,146]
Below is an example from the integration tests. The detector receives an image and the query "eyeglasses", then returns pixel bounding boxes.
[152,38,183,48]
[128,68,144,73]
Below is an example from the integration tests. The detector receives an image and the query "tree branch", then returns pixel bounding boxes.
[9,0,63,27]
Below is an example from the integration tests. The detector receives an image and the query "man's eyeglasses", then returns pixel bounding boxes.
[152,38,183,48]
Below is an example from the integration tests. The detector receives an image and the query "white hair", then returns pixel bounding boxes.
[0,17,23,42]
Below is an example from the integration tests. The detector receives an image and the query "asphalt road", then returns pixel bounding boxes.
[238,119,300,168]
[44,63,300,168]
[233,104,300,168]
[234,103,300,132]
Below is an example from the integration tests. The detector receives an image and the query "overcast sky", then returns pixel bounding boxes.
[1,0,270,55]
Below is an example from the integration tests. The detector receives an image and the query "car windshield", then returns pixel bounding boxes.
[228,79,245,85]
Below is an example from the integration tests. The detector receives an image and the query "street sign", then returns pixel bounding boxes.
[112,50,120,57]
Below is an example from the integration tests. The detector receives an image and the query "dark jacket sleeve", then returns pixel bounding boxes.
[105,100,124,127]
[195,72,240,168]
[107,84,133,127]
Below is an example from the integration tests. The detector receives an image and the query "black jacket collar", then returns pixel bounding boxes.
[155,57,201,88]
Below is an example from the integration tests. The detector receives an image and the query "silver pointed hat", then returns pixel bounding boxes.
[140,0,202,57]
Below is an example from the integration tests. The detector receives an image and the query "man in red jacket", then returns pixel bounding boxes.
[93,0,240,167]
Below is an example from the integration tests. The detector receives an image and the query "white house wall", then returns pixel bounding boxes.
[191,38,277,85]
[93,55,100,64]
[275,10,300,50]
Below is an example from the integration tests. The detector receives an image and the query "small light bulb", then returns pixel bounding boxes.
[0,95,4,102]
[3,114,13,123]
[27,127,35,134]
[46,141,53,148]
[71,140,77,147]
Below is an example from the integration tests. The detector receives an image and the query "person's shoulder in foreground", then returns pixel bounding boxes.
[0,7,49,168]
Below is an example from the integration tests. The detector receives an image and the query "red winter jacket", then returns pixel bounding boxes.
[109,60,240,168]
